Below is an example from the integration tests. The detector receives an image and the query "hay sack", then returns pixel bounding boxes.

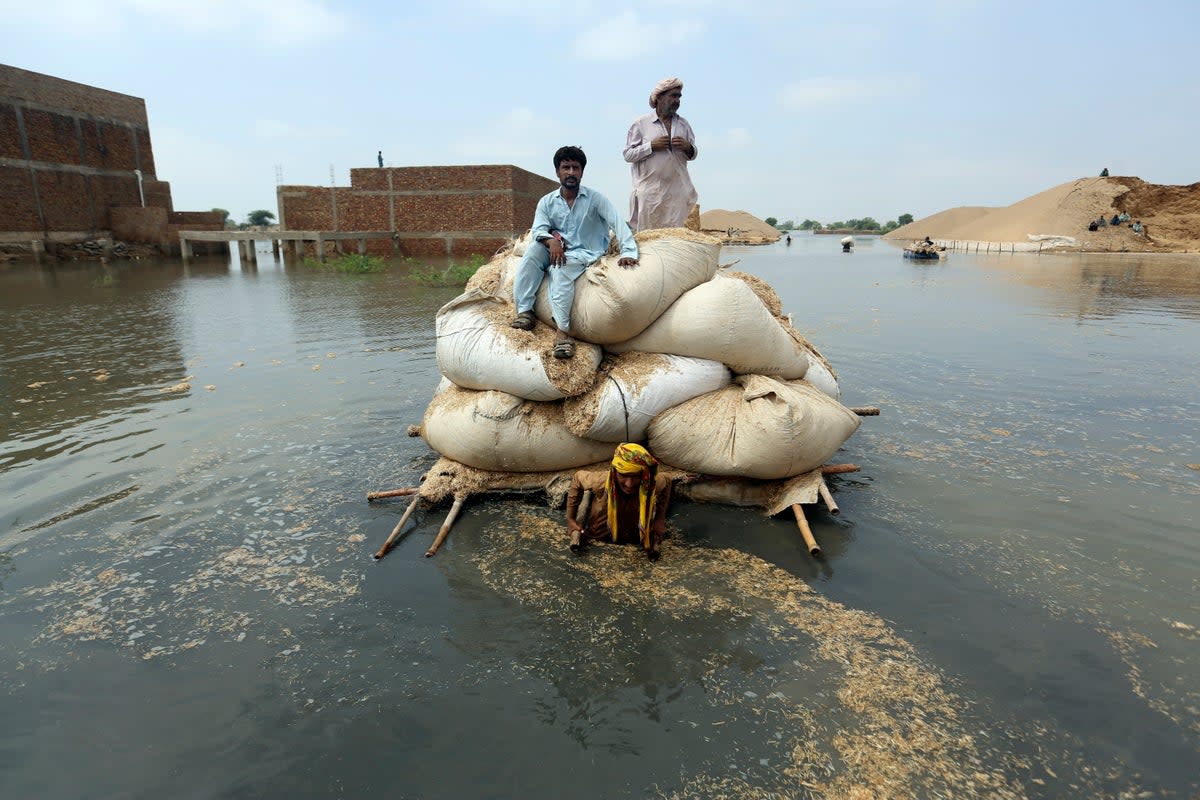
[648,375,861,479]
[607,273,811,379]
[562,352,731,442]
[530,233,722,344]
[435,289,600,401]
[421,384,614,472]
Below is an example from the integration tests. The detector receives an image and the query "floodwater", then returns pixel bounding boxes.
[1,234,1197,798]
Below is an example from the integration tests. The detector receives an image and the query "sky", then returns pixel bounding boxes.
[2,0,1197,226]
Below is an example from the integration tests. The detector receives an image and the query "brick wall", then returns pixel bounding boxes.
[0,165,39,232]
[279,164,557,257]
[0,64,171,242]
[112,206,168,244]
[0,65,148,124]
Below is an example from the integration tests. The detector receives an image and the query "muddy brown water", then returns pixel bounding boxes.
[1,236,1197,798]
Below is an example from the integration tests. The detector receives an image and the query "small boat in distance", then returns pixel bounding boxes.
[903,238,945,260]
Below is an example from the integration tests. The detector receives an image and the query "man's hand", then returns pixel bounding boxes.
[670,137,694,157]
[617,257,638,269]
[544,236,565,266]
[650,135,671,152]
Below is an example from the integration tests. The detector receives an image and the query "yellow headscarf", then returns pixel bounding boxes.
[605,443,659,550]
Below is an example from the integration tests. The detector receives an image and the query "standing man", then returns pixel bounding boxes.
[623,77,699,231]
[566,443,671,560]
[377,150,384,167]
[510,145,638,360]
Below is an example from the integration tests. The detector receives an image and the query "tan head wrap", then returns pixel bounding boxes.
[649,77,683,108]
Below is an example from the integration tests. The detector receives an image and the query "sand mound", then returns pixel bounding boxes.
[884,177,1200,253]
[699,209,780,245]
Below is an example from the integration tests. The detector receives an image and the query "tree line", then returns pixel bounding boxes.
[765,213,914,233]
[211,208,277,229]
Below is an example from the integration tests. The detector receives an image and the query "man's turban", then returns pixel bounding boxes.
[649,77,683,108]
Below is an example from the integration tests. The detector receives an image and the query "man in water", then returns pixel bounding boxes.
[510,146,638,359]
[623,77,699,231]
[566,443,671,560]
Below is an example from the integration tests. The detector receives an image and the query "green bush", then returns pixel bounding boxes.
[303,253,387,273]
[405,254,487,287]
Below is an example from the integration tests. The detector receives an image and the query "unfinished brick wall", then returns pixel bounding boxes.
[0,166,40,231]
[278,164,557,257]
[0,64,169,241]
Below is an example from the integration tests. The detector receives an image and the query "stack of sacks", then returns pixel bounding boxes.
[417,228,860,480]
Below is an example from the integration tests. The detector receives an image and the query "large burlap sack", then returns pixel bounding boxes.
[799,349,839,399]
[421,384,613,472]
[647,375,861,479]
[528,231,722,344]
[562,352,730,442]
[608,273,811,378]
[723,270,840,398]
[435,289,600,401]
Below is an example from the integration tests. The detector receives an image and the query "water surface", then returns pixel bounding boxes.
[1,236,1197,798]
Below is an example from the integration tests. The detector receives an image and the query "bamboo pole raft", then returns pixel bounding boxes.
[367,461,864,563]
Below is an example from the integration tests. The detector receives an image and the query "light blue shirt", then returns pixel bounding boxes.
[530,185,638,263]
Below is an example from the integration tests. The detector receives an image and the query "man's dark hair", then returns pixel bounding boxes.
[553,146,587,170]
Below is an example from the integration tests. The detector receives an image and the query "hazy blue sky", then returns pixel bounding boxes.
[3,0,1196,225]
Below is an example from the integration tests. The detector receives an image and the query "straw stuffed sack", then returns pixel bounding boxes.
[420,384,614,473]
[435,288,601,401]
[528,231,722,344]
[607,273,811,379]
[647,375,861,479]
[562,352,730,442]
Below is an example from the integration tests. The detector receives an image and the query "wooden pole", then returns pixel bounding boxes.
[374,494,421,560]
[366,487,419,501]
[791,503,822,558]
[425,494,466,558]
[818,479,840,516]
[820,463,860,475]
[848,406,880,416]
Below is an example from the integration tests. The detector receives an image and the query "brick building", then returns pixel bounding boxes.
[0,64,221,254]
[277,164,558,258]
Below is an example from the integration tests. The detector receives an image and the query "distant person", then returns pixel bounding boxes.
[1118,211,1130,223]
[623,77,698,231]
[923,236,934,245]
[786,233,792,245]
[510,146,638,360]
[1111,214,1121,226]
[1131,221,1144,235]
[1088,220,1099,232]
[1097,215,1108,227]
[566,443,671,560]
[1100,167,1109,177]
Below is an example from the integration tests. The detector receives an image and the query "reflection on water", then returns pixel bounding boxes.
[0,241,1198,798]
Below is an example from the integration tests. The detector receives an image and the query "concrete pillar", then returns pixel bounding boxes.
[181,237,192,261]
[358,238,366,255]
[31,239,45,264]
[316,234,326,262]
[271,239,280,258]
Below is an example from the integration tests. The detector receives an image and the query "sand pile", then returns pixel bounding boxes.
[699,209,781,245]
[884,177,1200,253]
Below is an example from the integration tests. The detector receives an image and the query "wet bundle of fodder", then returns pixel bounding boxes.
[409,227,863,510]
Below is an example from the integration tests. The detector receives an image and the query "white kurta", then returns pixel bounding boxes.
[623,112,699,231]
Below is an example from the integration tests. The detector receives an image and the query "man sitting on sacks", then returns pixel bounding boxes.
[510,145,639,360]
[566,443,671,561]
